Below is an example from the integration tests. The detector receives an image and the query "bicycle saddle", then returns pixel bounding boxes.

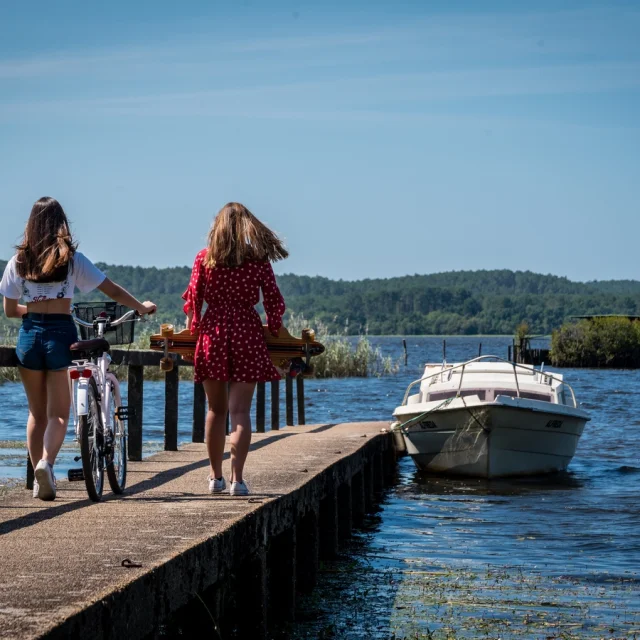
[70,338,111,357]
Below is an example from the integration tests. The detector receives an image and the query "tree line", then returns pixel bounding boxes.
[2,259,640,336]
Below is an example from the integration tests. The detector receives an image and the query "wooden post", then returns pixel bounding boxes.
[296,375,305,425]
[192,381,205,443]
[256,382,266,433]
[285,375,294,426]
[478,342,482,357]
[402,338,408,365]
[164,364,179,451]
[271,380,280,431]
[26,455,34,491]
[442,339,446,361]
[128,364,144,461]
[226,382,231,435]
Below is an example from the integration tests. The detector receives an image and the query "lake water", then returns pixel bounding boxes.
[1,336,639,638]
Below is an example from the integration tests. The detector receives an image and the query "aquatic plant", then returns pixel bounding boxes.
[285,312,399,378]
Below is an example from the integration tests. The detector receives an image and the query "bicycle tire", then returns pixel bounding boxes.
[106,381,127,494]
[80,378,104,502]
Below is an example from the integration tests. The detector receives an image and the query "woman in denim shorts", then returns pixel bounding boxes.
[0,197,157,501]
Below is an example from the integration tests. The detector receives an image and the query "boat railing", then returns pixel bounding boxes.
[401,355,578,409]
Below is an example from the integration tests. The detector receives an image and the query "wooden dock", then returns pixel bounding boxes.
[0,421,394,639]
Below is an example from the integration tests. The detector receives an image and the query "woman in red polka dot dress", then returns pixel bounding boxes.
[182,202,287,496]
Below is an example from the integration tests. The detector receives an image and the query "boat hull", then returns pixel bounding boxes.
[399,403,587,478]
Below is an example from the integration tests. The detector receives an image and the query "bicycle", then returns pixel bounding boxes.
[68,305,144,502]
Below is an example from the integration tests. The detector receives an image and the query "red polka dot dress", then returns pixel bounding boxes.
[182,250,286,383]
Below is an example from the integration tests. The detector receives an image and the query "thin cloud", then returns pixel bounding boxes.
[3,61,637,115]
[1,6,638,80]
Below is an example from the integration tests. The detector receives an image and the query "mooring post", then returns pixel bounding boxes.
[285,375,294,426]
[267,528,296,624]
[296,375,305,425]
[256,382,266,433]
[192,381,205,443]
[270,380,280,431]
[164,364,179,451]
[373,450,385,494]
[128,364,144,461]
[364,459,375,512]
[351,470,366,526]
[319,489,339,559]
[226,382,231,435]
[403,338,408,365]
[296,510,319,593]
[25,455,34,491]
[337,481,353,541]
[237,551,268,638]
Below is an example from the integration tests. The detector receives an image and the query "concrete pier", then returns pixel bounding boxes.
[0,421,394,639]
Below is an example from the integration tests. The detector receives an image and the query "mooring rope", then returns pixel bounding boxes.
[391,396,455,432]
[393,392,491,434]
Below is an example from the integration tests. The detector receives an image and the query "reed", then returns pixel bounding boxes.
[286,312,399,378]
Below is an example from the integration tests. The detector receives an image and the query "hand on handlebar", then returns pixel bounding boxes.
[140,301,157,315]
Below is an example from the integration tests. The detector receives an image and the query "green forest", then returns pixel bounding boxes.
[2,258,640,337]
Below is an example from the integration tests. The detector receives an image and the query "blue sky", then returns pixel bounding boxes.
[0,0,638,282]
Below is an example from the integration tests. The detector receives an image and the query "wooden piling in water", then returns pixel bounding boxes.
[270,380,280,431]
[128,364,144,461]
[256,382,266,432]
[296,375,305,425]
[192,382,205,443]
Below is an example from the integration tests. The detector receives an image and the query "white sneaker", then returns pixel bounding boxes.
[34,460,56,501]
[229,480,249,496]
[208,476,226,494]
[32,478,39,499]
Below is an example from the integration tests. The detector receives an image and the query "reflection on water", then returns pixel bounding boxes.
[2,337,639,636]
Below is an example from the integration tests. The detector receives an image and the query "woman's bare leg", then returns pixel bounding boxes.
[19,367,47,468]
[202,380,228,479]
[228,382,256,484]
[43,370,72,465]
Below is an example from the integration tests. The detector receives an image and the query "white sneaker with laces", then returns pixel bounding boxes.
[208,476,226,494]
[34,460,56,501]
[229,480,249,496]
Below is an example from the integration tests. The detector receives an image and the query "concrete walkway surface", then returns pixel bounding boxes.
[0,421,391,639]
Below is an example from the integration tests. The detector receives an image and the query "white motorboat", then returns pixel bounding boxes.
[392,356,590,478]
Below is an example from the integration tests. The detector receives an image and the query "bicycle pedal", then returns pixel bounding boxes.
[68,468,85,482]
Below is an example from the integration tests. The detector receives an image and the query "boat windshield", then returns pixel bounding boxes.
[494,389,552,402]
[428,389,486,401]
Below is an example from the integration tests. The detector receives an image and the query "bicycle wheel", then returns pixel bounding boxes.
[106,380,127,494]
[80,378,104,502]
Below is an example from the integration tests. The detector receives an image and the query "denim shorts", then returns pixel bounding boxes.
[16,314,79,371]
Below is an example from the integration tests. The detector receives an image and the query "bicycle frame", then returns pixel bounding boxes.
[69,310,137,442]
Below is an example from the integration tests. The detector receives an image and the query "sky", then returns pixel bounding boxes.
[0,0,638,282]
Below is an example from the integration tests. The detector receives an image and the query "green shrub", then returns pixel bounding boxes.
[551,317,640,367]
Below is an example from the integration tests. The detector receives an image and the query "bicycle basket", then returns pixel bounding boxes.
[74,302,136,346]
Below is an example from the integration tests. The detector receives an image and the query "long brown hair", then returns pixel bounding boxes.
[205,202,288,268]
[15,197,77,282]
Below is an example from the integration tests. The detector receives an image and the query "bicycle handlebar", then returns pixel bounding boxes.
[72,308,142,329]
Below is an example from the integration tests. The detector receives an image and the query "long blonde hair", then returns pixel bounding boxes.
[16,197,77,282]
[205,202,288,268]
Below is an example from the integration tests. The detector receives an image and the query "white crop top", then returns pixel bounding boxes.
[0,252,106,303]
